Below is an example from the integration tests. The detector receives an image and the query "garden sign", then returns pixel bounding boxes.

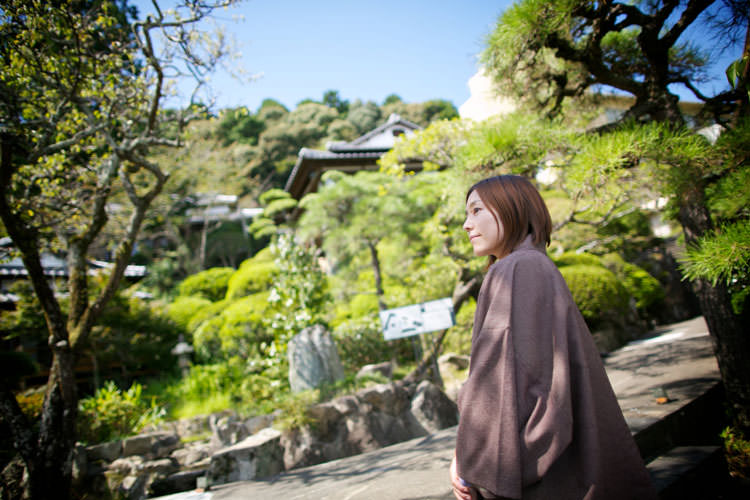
[379,298,455,340]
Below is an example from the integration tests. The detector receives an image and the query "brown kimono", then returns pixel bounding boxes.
[456,237,656,500]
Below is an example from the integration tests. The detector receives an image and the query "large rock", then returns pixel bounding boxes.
[280,381,458,471]
[356,361,393,380]
[409,380,459,433]
[210,412,250,449]
[287,325,344,393]
[437,353,470,402]
[171,442,212,469]
[149,469,207,498]
[208,428,284,485]
[86,440,122,463]
[121,432,179,459]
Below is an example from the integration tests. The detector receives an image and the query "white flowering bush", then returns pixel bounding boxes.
[264,233,330,359]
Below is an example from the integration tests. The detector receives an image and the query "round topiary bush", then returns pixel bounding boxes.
[192,293,271,362]
[225,259,277,299]
[552,251,604,268]
[602,253,665,311]
[558,264,630,331]
[167,295,212,330]
[177,267,235,301]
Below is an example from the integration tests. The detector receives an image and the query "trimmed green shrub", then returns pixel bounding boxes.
[192,292,271,362]
[167,295,212,330]
[225,259,277,299]
[558,264,629,330]
[186,298,232,333]
[602,253,665,311]
[77,381,165,444]
[553,251,603,268]
[177,267,235,301]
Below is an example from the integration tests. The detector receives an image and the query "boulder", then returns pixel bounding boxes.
[121,432,179,459]
[409,380,459,434]
[149,470,207,498]
[108,456,144,476]
[86,440,122,463]
[115,474,147,500]
[171,442,212,468]
[438,353,470,371]
[437,353,470,402]
[245,412,278,434]
[356,361,393,380]
[210,412,250,449]
[208,428,284,485]
[287,325,344,392]
[357,383,410,415]
[138,458,177,476]
[175,415,211,438]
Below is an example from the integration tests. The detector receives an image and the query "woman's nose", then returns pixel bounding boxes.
[463,218,471,231]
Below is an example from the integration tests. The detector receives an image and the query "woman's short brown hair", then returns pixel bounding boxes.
[467,175,552,266]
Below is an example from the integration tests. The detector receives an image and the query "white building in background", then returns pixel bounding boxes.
[458,69,517,121]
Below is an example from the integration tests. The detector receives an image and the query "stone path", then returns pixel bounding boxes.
[153,316,720,500]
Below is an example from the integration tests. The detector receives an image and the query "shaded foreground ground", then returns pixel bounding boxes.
[155,316,734,500]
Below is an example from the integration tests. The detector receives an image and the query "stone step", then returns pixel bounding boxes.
[632,382,725,463]
[647,446,724,499]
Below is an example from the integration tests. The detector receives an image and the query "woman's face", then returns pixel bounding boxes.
[464,190,503,258]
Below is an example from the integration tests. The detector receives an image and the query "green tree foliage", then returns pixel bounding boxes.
[420,99,459,123]
[347,100,383,135]
[0,1,241,493]
[480,0,747,124]
[322,89,350,114]
[247,102,339,188]
[298,170,446,310]
[216,107,265,146]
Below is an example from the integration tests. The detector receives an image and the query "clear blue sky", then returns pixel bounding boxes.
[133,0,740,112]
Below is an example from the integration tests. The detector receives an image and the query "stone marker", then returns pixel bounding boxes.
[287,324,344,392]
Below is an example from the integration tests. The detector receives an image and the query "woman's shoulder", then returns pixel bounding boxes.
[488,245,554,278]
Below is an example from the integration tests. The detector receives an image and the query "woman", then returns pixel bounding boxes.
[450,175,656,500]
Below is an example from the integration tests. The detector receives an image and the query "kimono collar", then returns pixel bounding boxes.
[512,234,547,254]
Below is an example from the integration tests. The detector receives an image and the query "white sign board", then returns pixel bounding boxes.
[379,298,455,340]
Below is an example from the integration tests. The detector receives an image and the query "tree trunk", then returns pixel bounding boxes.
[733,22,750,125]
[27,347,78,499]
[679,190,750,433]
[367,240,386,311]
